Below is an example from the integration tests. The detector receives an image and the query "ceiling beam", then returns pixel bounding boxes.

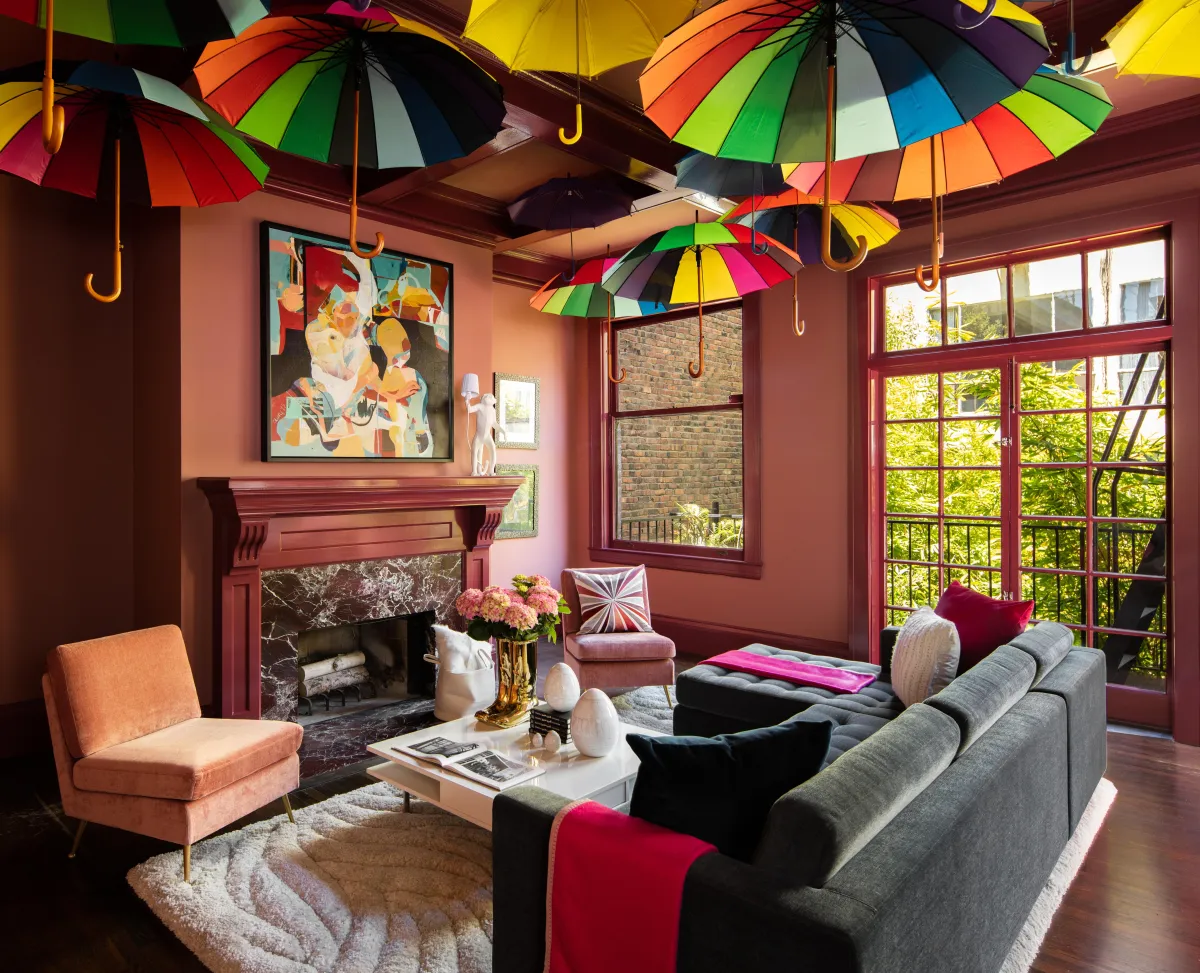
[493,227,576,254]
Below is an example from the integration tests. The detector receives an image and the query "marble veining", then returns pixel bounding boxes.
[259,554,463,774]
[298,698,439,779]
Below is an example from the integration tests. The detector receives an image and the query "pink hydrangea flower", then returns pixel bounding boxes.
[504,603,539,633]
[455,588,484,620]
[479,588,512,623]
[525,585,560,616]
[504,588,527,606]
[531,575,553,589]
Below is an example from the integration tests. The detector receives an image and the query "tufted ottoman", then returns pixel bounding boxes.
[674,631,903,763]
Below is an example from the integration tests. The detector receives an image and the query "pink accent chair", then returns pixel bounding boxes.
[44,625,303,881]
[561,568,676,702]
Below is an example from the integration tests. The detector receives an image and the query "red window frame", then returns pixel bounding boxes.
[587,298,763,578]
[866,226,1173,729]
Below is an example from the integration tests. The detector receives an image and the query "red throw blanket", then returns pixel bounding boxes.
[544,800,715,973]
[706,649,877,693]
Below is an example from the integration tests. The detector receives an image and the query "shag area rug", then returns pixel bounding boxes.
[128,690,1116,973]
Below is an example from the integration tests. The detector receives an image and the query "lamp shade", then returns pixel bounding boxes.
[461,373,480,398]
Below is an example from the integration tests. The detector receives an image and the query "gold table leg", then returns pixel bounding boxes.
[282,793,296,824]
[183,844,191,883]
[68,820,87,859]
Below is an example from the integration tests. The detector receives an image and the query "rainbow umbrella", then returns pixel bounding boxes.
[0,61,268,302]
[640,0,1049,271]
[723,190,898,334]
[602,219,801,378]
[195,7,505,258]
[1106,0,1200,78]
[0,0,271,155]
[783,66,1111,289]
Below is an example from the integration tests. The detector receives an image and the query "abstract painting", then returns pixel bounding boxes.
[262,222,453,461]
[495,373,540,450]
[496,464,538,539]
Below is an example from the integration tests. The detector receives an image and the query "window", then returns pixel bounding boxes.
[590,302,761,578]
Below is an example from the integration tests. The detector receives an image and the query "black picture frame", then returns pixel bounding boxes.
[260,221,454,462]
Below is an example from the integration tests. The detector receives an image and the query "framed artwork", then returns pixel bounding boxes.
[261,222,453,461]
[496,464,539,539]
[495,372,540,450]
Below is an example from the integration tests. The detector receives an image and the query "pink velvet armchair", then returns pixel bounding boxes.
[44,625,302,881]
[561,567,676,702]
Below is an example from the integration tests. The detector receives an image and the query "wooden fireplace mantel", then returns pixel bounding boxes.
[198,476,523,719]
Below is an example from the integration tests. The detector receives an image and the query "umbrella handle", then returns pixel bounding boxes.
[954,0,996,29]
[559,103,583,146]
[915,139,942,293]
[793,273,806,337]
[605,310,627,385]
[86,139,122,303]
[688,287,705,379]
[820,65,868,273]
[1062,32,1094,76]
[42,0,63,154]
[349,88,385,259]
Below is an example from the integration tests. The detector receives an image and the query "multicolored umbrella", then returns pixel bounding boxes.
[782,66,1111,288]
[723,190,898,334]
[602,218,801,377]
[463,0,695,143]
[1105,0,1200,78]
[195,7,506,258]
[0,0,271,155]
[640,0,1050,270]
[0,61,269,302]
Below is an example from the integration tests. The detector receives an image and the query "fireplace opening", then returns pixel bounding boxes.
[295,611,436,726]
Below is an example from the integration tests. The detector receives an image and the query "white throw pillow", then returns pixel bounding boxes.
[432,625,492,674]
[891,607,961,707]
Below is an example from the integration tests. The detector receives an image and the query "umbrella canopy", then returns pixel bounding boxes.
[602,219,801,377]
[0,60,269,301]
[782,68,1112,201]
[675,151,789,197]
[0,0,270,45]
[531,257,669,318]
[508,176,633,230]
[1105,0,1200,78]
[195,7,506,257]
[463,0,695,143]
[723,191,898,264]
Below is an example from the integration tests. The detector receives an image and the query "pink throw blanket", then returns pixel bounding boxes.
[706,649,877,693]
[544,800,715,973]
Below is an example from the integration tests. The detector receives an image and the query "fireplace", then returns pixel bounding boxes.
[200,477,523,776]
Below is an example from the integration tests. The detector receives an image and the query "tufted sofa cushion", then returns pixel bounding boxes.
[677,644,898,730]
[787,703,899,766]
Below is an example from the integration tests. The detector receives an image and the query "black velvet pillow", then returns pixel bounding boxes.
[627,719,833,861]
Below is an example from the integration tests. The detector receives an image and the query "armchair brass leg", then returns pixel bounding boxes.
[183,844,191,883]
[68,820,87,859]
[282,793,296,825]
[663,685,673,707]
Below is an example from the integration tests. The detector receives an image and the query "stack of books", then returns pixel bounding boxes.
[529,703,571,745]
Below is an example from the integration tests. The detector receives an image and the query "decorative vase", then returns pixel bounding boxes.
[475,638,539,728]
[544,662,581,712]
[571,688,620,757]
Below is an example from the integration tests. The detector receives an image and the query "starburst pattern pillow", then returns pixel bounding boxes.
[568,566,653,634]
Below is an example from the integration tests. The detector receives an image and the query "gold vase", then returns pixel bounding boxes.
[475,638,539,728]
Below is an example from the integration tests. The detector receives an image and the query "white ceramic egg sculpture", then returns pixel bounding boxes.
[544,730,562,754]
[571,689,620,757]
[544,662,581,713]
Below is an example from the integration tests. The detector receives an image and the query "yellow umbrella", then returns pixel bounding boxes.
[1105,0,1200,77]
[463,0,694,143]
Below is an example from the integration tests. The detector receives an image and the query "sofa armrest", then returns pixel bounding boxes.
[677,854,867,973]
[878,626,901,679]
[492,786,573,973]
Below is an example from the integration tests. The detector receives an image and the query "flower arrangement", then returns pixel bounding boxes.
[455,574,570,643]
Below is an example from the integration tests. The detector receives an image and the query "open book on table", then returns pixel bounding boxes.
[393,736,545,790]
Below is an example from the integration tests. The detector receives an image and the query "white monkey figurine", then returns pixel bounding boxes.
[467,392,503,476]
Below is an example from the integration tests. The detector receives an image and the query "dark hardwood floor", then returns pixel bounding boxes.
[2,714,1196,971]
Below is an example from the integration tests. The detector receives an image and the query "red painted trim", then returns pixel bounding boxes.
[1107,685,1171,731]
[652,613,849,660]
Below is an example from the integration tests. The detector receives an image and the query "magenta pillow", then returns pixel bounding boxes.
[934,582,1034,671]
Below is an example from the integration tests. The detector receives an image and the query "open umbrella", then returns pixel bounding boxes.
[463,0,695,144]
[675,151,790,197]
[0,60,269,302]
[602,217,801,378]
[508,175,633,278]
[723,190,898,333]
[783,66,1111,289]
[195,7,506,259]
[0,0,271,155]
[1105,0,1200,78]
[640,0,1049,271]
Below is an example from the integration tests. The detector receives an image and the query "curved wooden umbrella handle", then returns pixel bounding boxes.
[688,285,705,379]
[915,139,942,293]
[559,102,583,146]
[820,65,869,273]
[42,0,63,154]
[793,273,806,336]
[605,294,627,384]
[86,139,122,303]
[349,88,385,259]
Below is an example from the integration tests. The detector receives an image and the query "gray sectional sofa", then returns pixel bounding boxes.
[492,622,1107,973]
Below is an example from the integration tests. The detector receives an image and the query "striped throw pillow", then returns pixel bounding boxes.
[569,566,654,634]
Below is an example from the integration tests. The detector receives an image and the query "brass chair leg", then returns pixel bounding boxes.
[404,790,411,813]
[663,685,673,707]
[183,844,191,883]
[68,820,87,859]
[282,793,296,825]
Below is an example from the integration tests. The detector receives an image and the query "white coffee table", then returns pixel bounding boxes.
[366,716,662,830]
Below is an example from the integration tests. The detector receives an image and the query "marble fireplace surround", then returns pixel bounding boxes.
[199,477,524,721]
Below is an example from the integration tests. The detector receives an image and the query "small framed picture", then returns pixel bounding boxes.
[495,373,540,450]
[496,464,539,539]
